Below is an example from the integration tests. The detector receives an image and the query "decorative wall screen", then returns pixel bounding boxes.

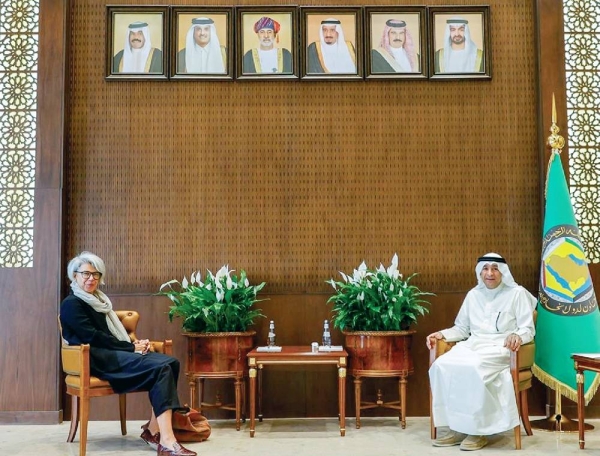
[564,0,600,263]
[0,0,38,267]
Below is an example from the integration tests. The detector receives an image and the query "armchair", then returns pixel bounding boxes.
[59,310,172,456]
[429,338,535,450]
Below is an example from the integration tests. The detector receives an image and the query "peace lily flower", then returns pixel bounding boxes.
[159,265,266,333]
[326,254,434,331]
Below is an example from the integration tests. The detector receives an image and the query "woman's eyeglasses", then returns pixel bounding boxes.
[76,271,102,281]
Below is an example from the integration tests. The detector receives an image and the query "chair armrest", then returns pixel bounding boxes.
[150,339,173,356]
[429,339,457,366]
[61,344,84,375]
[61,343,92,387]
[509,341,535,372]
[517,341,535,370]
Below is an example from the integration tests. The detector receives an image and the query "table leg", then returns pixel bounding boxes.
[198,378,205,413]
[577,370,585,449]
[354,377,362,429]
[258,365,264,422]
[241,378,247,423]
[234,377,242,431]
[249,367,256,437]
[339,367,346,437]
[400,377,407,429]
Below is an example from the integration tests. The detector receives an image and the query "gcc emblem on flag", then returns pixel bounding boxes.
[540,224,596,316]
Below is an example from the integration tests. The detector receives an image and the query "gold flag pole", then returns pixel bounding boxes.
[530,94,593,433]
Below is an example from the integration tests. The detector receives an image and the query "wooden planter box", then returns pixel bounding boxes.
[343,330,416,374]
[184,331,256,374]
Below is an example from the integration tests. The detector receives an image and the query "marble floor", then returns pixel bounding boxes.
[1,417,599,455]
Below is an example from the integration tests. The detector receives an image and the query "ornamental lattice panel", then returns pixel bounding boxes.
[0,0,38,267]
[564,0,600,263]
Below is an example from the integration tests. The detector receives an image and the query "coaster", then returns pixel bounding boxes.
[318,345,344,352]
[256,346,282,352]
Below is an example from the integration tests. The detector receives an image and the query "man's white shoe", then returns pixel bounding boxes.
[459,435,488,451]
[432,430,467,447]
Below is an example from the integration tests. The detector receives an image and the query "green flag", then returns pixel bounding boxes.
[533,151,600,404]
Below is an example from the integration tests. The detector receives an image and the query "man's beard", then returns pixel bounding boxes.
[452,36,465,45]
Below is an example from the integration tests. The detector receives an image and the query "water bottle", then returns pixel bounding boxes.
[267,320,276,346]
[322,320,332,347]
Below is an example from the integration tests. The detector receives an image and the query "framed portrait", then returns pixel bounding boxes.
[300,7,364,80]
[428,6,491,80]
[106,6,169,80]
[365,6,427,79]
[170,7,234,80]
[236,6,299,80]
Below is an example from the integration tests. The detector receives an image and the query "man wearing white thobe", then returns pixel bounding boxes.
[307,18,356,74]
[434,17,484,73]
[427,253,536,451]
[177,17,226,74]
[112,21,163,74]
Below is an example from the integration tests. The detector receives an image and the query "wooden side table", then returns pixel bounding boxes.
[573,354,600,449]
[247,346,348,437]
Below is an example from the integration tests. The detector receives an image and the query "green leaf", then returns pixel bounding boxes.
[157,267,267,332]
[327,255,435,331]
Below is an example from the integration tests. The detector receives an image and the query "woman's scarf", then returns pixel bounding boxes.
[70,281,131,342]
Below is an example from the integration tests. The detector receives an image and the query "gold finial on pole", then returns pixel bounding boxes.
[548,93,565,152]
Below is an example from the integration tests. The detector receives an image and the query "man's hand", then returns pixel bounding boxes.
[504,333,523,352]
[426,331,444,350]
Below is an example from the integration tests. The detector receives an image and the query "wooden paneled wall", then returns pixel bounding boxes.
[66,0,540,295]
[60,0,551,421]
[0,0,67,424]
[64,0,542,419]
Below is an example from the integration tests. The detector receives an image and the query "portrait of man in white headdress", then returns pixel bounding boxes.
[307,17,357,74]
[112,20,163,74]
[176,16,227,74]
[371,18,420,73]
[434,15,484,73]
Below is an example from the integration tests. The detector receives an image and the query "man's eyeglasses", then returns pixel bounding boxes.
[76,271,102,281]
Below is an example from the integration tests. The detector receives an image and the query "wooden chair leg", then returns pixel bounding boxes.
[430,389,436,439]
[520,390,533,436]
[513,424,521,450]
[119,394,127,435]
[80,396,90,456]
[67,395,79,442]
[354,377,362,429]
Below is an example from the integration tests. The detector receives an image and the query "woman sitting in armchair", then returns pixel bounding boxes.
[60,251,196,456]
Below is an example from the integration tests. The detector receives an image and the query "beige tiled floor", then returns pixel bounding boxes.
[1,417,600,455]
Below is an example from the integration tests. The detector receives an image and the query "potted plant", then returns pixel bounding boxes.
[159,264,266,371]
[160,265,265,333]
[326,253,433,428]
[159,265,266,429]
